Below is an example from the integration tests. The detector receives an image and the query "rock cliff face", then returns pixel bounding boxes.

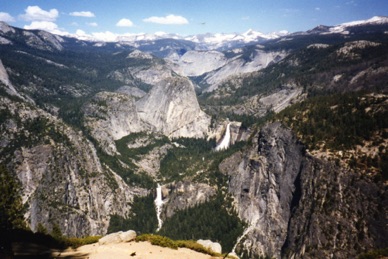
[136,76,210,138]
[220,122,387,258]
[84,75,211,153]
[160,181,217,219]
[0,94,146,237]
[83,91,144,154]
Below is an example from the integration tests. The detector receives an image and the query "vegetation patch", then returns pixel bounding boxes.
[160,136,246,183]
[158,192,246,253]
[115,132,169,161]
[108,193,158,234]
[64,235,101,248]
[275,92,388,179]
[358,247,388,259]
[136,234,178,249]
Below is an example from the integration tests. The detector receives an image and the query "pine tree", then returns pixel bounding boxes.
[0,165,26,231]
[0,165,26,257]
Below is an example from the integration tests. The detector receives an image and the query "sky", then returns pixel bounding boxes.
[0,0,388,41]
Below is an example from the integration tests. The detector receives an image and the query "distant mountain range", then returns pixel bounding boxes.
[50,15,388,48]
[1,16,388,52]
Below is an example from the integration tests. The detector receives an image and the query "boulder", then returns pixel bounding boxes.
[119,230,137,242]
[99,230,137,245]
[99,232,123,245]
[197,239,222,254]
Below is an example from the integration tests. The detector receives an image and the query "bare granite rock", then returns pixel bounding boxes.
[99,230,137,245]
[136,76,210,138]
[221,122,388,258]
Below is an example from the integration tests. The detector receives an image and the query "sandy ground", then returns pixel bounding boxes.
[55,241,221,259]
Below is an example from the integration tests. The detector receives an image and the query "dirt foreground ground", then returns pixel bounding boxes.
[54,241,223,259]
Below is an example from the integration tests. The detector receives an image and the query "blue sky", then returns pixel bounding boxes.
[1,0,387,40]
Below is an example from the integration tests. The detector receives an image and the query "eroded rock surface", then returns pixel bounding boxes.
[221,122,388,258]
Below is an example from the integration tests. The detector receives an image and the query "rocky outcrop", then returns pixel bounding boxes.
[209,120,251,146]
[132,144,172,179]
[0,60,27,101]
[98,230,136,245]
[136,76,210,138]
[109,54,173,87]
[168,50,228,77]
[220,122,388,258]
[203,49,287,92]
[115,85,146,99]
[0,95,146,237]
[84,75,211,154]
[83,91,144,154]
[160,181,217,219]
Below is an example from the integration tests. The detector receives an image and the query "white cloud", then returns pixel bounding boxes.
[20,6,58,22]
[242,16,250,21]
[143,14,188,25]
[24,21,67,35]
[76,29,87,36]
[91,31,118,41]
[315,7,321,11]
[116,18,134,27]
[87,22,98,27]
[70,11,95,18]
[0,12,15,22]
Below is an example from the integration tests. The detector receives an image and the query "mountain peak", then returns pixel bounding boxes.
[0,21,16,34]
[339,15,388,28]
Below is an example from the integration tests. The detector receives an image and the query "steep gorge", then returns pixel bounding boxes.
[220,122,388,258]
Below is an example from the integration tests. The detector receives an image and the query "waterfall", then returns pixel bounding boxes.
[231,224,255,258]
[216,123,231,151]
[154,184,164,231]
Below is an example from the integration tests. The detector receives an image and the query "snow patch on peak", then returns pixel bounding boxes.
[328,16,388,34]
[340,16,388,27]
[184,30,288,50]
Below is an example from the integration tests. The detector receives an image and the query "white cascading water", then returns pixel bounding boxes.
[215,123,231,151]
[231,223,256,258]
[154,184,164,231]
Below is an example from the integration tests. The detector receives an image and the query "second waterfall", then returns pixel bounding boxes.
[154,184,164,231]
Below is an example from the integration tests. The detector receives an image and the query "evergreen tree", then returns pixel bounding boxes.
[0,165,26,231]
[0,165,26,257]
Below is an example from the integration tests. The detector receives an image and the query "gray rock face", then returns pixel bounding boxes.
[223,122,304,258]
[161,181,217,219]
[83,76,211,154]
[83,91,144,154]
[0,59,27,101]
[231,86,306,116]
[132,144,172,179]
[209,120,251,146]
[202,49,287,92]
[221,122,388,258]
[115,85,146,99]
[136,76,210,138]
[98,230,137,245]
[0,95,146,237]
